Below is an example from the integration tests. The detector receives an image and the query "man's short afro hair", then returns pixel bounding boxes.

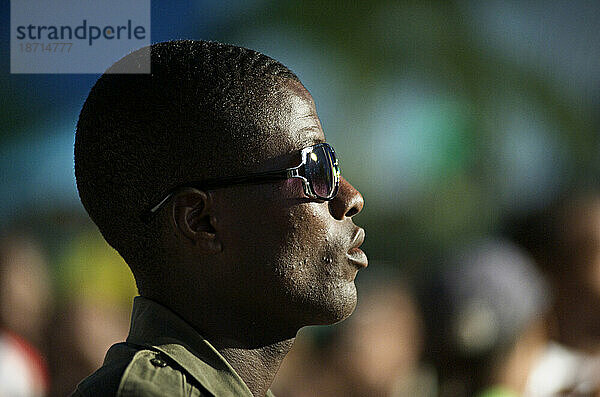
[74,40,300,288]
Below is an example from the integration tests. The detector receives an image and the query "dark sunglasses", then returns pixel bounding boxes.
[143,143,340,221]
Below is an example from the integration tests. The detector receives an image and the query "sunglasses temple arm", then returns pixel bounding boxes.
[199,168,298,188]
[286,167,302,178]
[142,165,304,222]
[139,192,174,222]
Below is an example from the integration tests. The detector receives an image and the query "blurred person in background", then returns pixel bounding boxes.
[319,269,434,397]
[509,192,600,396]
[71,40,366,396]
[272,266,435,397]
[47,230,136,397]
[418,238,551,397]
[0,234,51,397]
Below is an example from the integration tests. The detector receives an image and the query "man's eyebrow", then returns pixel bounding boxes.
[310,136,325,145]
[297,125,322,136]
[297,128,324,147]
[299,112,318,119]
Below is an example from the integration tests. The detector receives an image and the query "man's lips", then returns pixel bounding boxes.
[347,227,368,268]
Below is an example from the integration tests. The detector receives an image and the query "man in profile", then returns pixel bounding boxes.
[71,40,367,396]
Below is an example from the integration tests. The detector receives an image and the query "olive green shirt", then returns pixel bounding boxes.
[71,296,276,397]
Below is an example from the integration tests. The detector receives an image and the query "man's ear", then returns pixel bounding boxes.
[170,188,222,253]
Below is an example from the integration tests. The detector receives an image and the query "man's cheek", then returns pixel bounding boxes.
[282,178,305,199]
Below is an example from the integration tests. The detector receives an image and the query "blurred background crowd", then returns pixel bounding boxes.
[1,1,600,396]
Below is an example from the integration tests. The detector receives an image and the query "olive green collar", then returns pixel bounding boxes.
[126,296,275,397]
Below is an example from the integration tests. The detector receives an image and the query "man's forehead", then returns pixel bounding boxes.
[274,81,325,144]
[250,80,325,169]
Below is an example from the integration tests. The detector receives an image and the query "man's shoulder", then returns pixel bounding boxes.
[71,342,209,397]
[71,342,137,397]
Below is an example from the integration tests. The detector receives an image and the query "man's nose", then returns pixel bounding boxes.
[329,176,364,220]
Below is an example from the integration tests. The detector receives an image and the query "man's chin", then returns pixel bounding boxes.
[304,281,358,326]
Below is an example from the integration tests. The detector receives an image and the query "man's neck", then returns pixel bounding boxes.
[153,292,298,396]
[215,338,295,397]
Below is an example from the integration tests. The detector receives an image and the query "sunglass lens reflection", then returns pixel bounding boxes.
[306,146,334,198]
